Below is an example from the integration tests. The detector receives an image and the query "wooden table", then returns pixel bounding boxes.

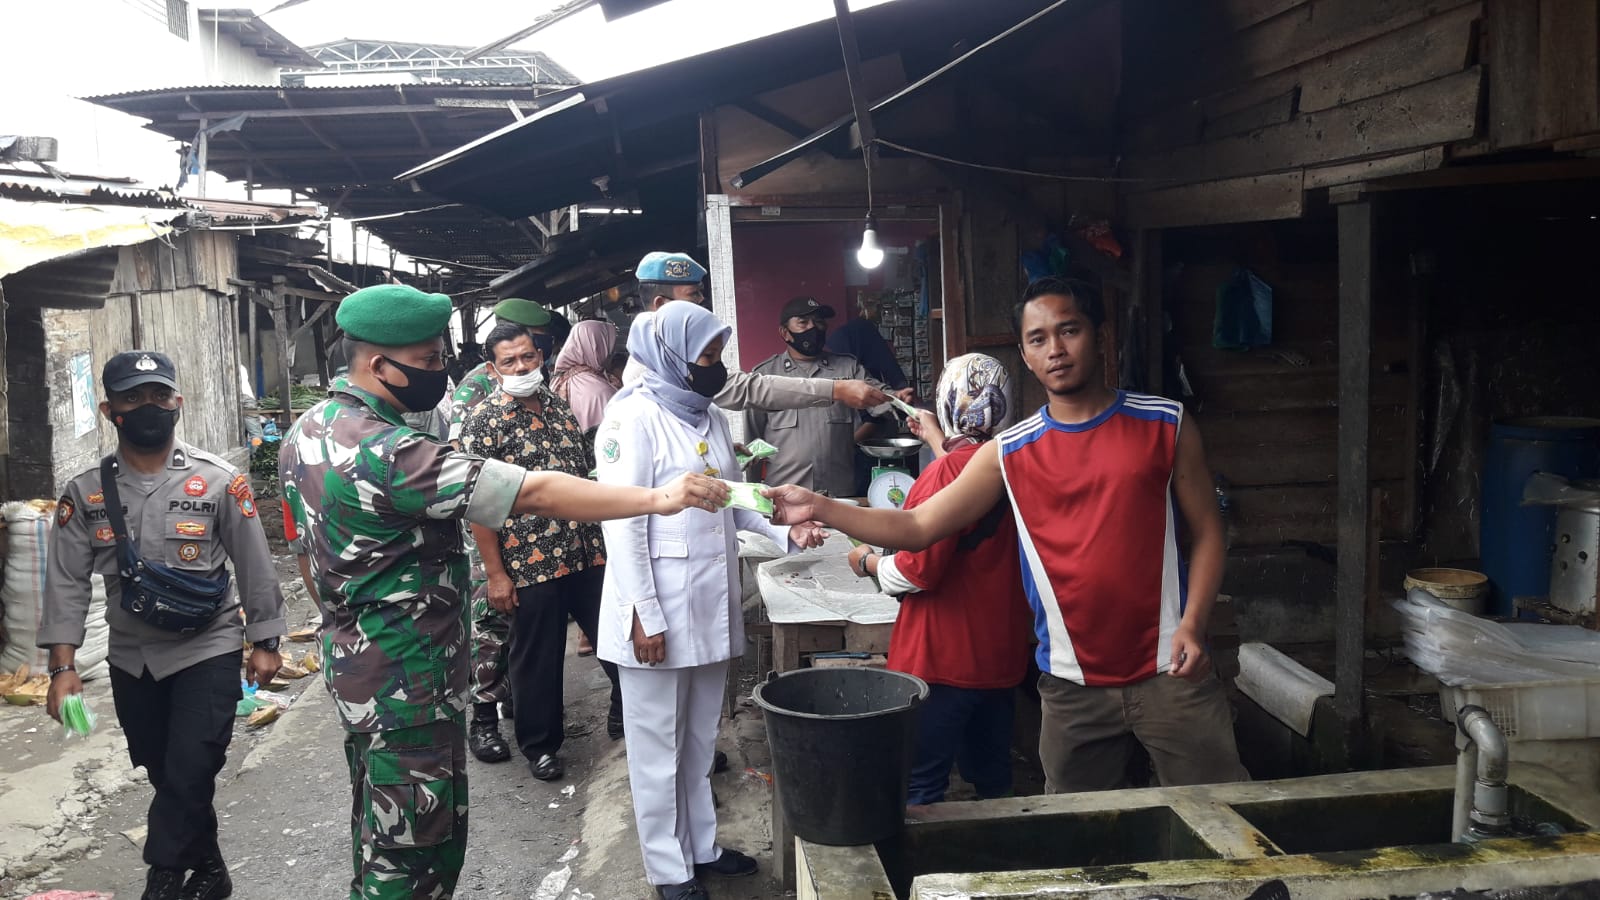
[756,542,899,890]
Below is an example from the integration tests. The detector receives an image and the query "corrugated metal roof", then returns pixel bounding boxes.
[397,0,1056,218]
[0,168,185,207]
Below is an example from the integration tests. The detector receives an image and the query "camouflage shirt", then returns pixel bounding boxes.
[446,363,496,442]
[280,383,525,732]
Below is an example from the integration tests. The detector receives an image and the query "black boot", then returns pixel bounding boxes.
[469,702,511,763]
[181,856,232,900]
[141,866,186,900]
[607,699,624,741]
[500,696,515,720]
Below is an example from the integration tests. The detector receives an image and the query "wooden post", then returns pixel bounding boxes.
[1133,228,1165,394]
[245,288,258,396]
[1335,198,1374,732]
[312,311,331,387]
[271,276,293,430]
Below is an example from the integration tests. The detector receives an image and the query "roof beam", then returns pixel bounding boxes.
[175,103,534,121]
[732,99,821,141]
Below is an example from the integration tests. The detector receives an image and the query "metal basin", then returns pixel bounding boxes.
[858,437,923,459]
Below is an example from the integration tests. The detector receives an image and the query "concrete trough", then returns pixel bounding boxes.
[794,765,1600,899]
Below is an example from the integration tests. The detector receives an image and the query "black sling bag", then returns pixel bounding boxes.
[100,456,231,634]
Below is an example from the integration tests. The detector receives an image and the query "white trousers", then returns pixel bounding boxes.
[619,660,729,886]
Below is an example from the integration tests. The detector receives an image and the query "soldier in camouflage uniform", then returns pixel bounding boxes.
[280,284,726,900]
[447,298,554,762]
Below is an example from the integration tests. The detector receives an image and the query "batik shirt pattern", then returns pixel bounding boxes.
[459,388,605,586]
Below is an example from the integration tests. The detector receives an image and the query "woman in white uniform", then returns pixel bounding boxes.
[596,302,825,900]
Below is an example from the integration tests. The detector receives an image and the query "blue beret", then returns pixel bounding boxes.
[636,251,707,284]
[336,284,453,346]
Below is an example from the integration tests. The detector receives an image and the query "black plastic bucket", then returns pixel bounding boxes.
[752,667,929,846]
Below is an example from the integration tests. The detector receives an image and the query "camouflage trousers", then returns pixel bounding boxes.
[343,710,468,900]
[466,529,512,705]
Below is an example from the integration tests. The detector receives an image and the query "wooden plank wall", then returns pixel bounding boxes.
[1165,222,1412,547]
[42,231,244,492]
[1117,0,1487,228]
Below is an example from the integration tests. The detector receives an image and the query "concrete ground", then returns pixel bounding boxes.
[0,581,789,900]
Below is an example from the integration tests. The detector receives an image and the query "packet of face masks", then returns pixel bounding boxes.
[735,439,780,469]
[59,693,97,738]
[722,481,776,517]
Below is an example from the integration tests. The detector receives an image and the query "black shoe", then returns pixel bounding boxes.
[529,752,563,781]
[141,866,186,900]
[181,856,232,900]
[697,848,758,878]
[712,750,729,774]
[500,698,514,720]
[607,709,624,741]
[469,718,512,763]
[656,880,710,900]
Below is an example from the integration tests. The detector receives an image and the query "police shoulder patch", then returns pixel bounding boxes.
[56,497,74,527]
[226,473,253,501]
[238,498,257,518]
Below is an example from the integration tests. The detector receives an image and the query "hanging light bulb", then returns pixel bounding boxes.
[856,214,884,270]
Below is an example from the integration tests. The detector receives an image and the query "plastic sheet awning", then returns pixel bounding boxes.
[0,198,184,280]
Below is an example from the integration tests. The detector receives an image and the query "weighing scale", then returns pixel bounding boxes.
[858,437,922,509]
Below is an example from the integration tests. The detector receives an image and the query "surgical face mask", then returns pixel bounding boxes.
[687,360,728,398]
[112,404,180,449]
[377,356,450,413]
[786,327,825,357]
[494,364,545,398]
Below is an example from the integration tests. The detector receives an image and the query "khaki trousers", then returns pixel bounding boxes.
[1037,670,1249,793]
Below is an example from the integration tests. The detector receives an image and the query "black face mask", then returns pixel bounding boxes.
[114,404,180,449]
[378,356,451,413]
[687,360,728,398]
[787,327,825,358]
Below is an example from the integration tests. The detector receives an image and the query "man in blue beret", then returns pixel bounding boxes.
[629,251,897,413]
[280,284,728,900]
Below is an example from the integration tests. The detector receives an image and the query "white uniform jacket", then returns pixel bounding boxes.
[595,391,792,669]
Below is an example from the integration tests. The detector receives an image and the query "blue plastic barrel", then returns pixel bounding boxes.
[1480,417,1600,616]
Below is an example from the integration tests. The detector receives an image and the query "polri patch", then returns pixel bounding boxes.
[175,521,207,537]
[94,526,115,543]
[184,475,207,497]
[177,542,201,562]
[56,497,74,527]
[601,438,620,463]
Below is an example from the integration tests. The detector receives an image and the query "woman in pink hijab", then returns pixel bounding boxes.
[551,319,621,433]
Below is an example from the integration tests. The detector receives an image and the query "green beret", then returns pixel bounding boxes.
[493,297,552,327]
[336,284,453,346]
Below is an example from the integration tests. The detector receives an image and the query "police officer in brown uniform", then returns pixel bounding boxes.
[40,351,286,900]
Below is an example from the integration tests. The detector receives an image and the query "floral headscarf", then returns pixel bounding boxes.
[935,353,1014,443]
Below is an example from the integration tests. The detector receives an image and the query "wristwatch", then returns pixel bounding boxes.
[253,636,281,653]
[855,551,876,577]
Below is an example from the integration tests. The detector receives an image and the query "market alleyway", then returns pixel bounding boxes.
[0,577,785,900]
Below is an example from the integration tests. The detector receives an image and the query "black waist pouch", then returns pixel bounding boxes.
[101,456,231,634]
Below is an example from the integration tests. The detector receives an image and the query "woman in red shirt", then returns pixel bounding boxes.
[847,353,1031,806]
